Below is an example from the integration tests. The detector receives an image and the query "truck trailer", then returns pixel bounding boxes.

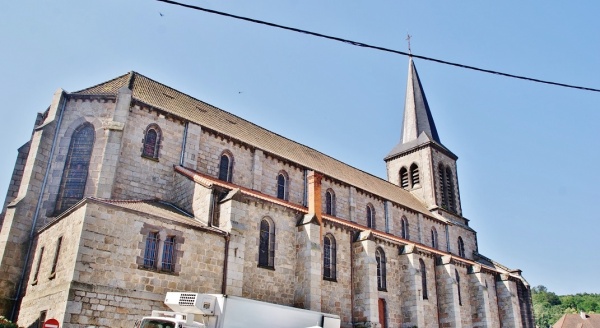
[135,292,341,328]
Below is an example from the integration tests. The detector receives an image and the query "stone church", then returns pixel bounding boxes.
[0,58,534,328]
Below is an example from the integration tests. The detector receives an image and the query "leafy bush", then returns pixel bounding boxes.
[532,285,600,327]
[0,316,18,328]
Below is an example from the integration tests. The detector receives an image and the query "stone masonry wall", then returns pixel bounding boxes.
[0,91,66,316]
[386,147,436,207]
[259,153,305,205]
[17,201,226,328]
[0,142,30,228]
[40,98,113,218]
[196,130,255,189]
[320,225,353,327]
[112,105,185,200]
[18,205,86,327]
[239,201,298,305]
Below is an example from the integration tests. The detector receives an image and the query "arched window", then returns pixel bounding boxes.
[375,247,387,291]
[56,123,95,213]
[366,204,375,229]
[439,163,447,208]
[431,227,438,249]
[325,189,336,216]
[218,152,233,182]
[399,167,409,189]
[455,269,462,306]
[445,167,456,212]
[142,124,161,159]
[258,218,275,268]
[276,172,288,200]
[458,236,465,258]
[420,259,428,300]
[401,217,409,240]
[323,234,336,280]
[410,163,420,187]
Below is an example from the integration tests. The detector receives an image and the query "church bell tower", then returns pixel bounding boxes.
[385,57,462,216]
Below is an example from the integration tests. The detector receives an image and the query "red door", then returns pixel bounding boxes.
[378,298,387,328]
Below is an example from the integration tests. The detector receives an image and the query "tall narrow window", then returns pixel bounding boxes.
[50,236,63,278]
[56,123,95,213]
[420,259,428,300]
[162,236,176,272]
[375,247,386,291]
[366,204,375,229]
[431,227,438,249]
[211,190,227,227]
[439,163,447,209]
[456,269,462,306]
[400,167,409,189]
[458,236,465,258]
[259,218,275,268]
[143,232,159,269]
[323,234,336,280]
[32,247,44,284]
[218,153,233,182]
[142,124,161,159]
[325,189,335,215]
[38,310,47,328]
[401,217,409,239]
[446,167,456,212]
[410,163,420,187]
[277,172,288,200]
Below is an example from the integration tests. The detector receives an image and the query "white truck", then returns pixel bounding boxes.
[135,292,341,328]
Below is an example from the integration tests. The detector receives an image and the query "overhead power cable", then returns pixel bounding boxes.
[157,0,600,93]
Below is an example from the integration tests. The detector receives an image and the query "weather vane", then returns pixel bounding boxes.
[406,34,412,55]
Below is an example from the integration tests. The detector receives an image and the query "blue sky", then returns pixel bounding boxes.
[1,1,598,295]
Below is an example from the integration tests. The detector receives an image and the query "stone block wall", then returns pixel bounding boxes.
[320,178,349,220]
[354,192,385,231]
[40,98,113,217]
[19,200,226,327]
[448,225,477,260]
[0,141,31,228]
[112,105,185,201]
[385,147,436,207]
[320,225,353,327]
[259,154,305,205]
[196,130,255,189]
[238,201,298,306]
[18,205,86,327]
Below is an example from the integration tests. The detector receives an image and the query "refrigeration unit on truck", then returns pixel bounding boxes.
[135,292,341,328]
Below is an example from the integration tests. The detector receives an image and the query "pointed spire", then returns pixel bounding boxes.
[400,57,440,144]
[385,58,448,160]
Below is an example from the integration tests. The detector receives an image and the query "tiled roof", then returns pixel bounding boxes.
[553,313,600,328]
[75,73,131,95]
[72,72,433,217]
[89,198,210,230]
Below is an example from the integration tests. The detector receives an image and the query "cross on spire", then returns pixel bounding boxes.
[406,34,412,55]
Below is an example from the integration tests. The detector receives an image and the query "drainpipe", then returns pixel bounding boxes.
[349,231,355,327]
[433,258,442,328]
[11,93,67,320]
[302,169,308,207]
[221,234,230,294]
[179,122,189,166]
